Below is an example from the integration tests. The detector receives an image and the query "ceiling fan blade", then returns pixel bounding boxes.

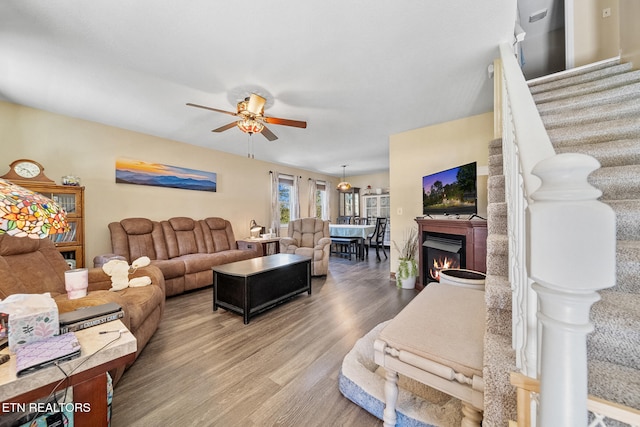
[261,126,278,141]
[247,93,266,115]
[187,103,238,117]
[212,122,238,133]
[263,116,307,128]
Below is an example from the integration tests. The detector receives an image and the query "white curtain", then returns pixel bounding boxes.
[323,182,331,221]
[308,179,317,218]
[270,171,280,236]
[291,175,301,220]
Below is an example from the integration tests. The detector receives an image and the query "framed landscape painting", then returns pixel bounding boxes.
[115,158,217,192]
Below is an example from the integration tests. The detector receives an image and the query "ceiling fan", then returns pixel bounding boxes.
[186,93,307,141]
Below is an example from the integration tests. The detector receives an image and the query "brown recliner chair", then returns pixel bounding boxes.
[0,234,165,382]
[279,218,331,276]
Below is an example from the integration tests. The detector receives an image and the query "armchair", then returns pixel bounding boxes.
[280,218,331,276]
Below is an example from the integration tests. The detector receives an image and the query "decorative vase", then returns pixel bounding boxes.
[396,258,417,290]
[401,275,416,289]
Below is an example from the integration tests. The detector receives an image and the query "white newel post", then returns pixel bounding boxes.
[527,154,616,426]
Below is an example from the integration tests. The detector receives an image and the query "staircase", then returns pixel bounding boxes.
[484,58,640,426]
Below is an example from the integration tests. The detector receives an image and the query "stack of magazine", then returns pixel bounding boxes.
[58,302,124,334]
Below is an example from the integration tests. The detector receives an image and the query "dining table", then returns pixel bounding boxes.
[329,224,376,260]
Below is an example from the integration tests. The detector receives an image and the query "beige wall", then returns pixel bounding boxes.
[388,112,493,273]
[573,0,620,67]
[620,0,640,67]
[0,101,337,265]
[342,172,390,211]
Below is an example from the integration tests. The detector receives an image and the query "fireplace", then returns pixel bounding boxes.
[415,218,487,289]
[423,232,466,284]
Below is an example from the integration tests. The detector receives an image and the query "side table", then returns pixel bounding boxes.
[0,320,136,426]
[239,237,280,256]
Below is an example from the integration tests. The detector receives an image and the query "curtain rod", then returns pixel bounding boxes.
[269,171,301,178]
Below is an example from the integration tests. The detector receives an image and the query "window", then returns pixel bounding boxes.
[315,181,327,219]
[279,175,294,225]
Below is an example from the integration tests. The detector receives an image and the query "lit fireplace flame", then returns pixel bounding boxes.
[429,257,460,281]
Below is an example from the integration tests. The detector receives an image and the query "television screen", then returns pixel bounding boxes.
[422,162,477,216]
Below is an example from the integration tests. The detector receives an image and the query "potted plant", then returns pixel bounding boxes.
[393,227,419,289]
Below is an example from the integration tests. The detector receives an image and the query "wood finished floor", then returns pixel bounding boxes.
[111,251,417,426]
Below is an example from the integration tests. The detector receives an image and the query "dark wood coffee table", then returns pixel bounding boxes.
[213,254,311,324]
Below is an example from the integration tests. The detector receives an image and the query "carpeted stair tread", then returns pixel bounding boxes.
[614,240,640,294]
[532,69,640,104]
[487,202,507,235]
[529,61,631,95]
[588,164,640,201]
[536,82,640,115]
[541,97,640,129]
[488,154,503,176]
[588,291,640,370]
[488,175,505,204]
[486,234,508,255]
[605,200,640,241]
[555,139,640,168]
[486,234,508,277]
[485,274,511,311]
[482,332,517,424]
[589,359,640,410]
[528,58,620,88]
[489,138,503,156]
[487,308,512,338]
[548,117,640,147]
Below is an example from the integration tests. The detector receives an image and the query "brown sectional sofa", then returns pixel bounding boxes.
[108,217,261,297]
[0,234,165,382]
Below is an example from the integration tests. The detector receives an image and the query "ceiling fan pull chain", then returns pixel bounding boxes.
[247,133,255,159]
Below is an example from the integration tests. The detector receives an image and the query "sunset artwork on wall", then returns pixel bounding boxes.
[115,158,217,192]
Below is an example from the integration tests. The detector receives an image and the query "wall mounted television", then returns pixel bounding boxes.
[422,162,478,217]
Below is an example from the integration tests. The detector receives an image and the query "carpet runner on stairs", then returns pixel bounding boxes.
[484,57,640,425]
[532,59,640,414]
[482,137,516,425]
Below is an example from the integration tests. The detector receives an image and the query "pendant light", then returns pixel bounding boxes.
[337,165,352,191]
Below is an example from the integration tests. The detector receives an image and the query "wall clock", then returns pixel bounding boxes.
[1,159,55,183]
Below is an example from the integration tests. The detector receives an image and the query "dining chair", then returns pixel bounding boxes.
[353,217,368,225]
[366,217,388,261]
[336,216,352,224]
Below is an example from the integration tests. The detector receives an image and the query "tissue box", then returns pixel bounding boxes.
[0,293,60,352]
[7,309,59,351]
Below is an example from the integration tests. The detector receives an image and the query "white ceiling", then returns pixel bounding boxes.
[0,1,516,177]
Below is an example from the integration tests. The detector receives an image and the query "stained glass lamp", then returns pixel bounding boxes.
[0,178,69,239]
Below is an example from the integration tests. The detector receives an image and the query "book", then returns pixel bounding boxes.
[58,303,125,334]
[58,310,124,334]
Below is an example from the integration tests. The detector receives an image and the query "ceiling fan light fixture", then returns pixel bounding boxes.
[237,118,264,135]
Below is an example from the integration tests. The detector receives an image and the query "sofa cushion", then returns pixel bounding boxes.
[162,217,206,258]
[115,285,165,334]
[0,236,68,298]
[150,259,185,280]
[168,217,196,232]
[180,253,219,274]
[121,218,154,235]
[200,217,237,253]
[110,218,168,261]
[378,283,486,379]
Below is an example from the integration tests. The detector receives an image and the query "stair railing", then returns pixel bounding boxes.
[510,373,640,427]
[497,42,617,426]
